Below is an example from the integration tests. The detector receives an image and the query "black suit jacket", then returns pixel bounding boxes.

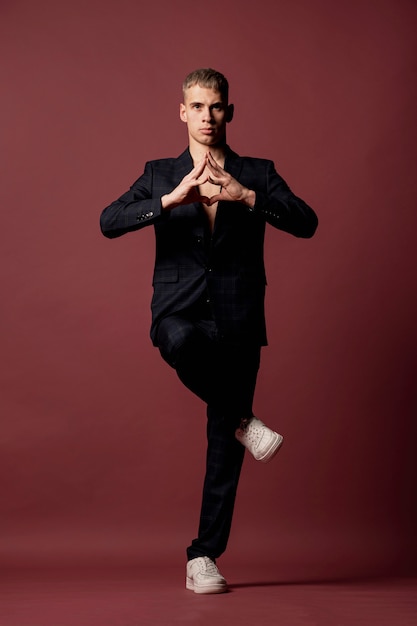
[100,147,318,346]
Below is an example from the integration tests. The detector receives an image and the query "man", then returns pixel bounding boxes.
[100,68,318,594]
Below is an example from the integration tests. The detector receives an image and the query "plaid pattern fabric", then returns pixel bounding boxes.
[100,146,317,558]
[100,147,318,347]
[155,311,261,560]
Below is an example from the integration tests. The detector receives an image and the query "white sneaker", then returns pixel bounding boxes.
[186,556,228,594]
[235,416,283,462]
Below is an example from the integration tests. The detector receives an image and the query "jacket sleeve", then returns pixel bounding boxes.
[250,161,318,238]
[100,162,165,239]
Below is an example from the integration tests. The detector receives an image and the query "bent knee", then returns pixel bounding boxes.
[155,316,201,368]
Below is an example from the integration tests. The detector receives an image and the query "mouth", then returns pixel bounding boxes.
[200,128,215,134]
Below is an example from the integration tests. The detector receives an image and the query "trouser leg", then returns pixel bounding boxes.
[187,404,245,560]
[155,315,261,560]
[186,343,260,560]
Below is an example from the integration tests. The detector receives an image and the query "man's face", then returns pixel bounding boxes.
[180,84,233,148]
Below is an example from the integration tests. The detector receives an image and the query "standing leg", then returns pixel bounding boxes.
[155,315,261,560]
[187,403,246,560]
[187,343,261,560]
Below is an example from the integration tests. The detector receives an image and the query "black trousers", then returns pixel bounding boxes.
[155,310,261,561]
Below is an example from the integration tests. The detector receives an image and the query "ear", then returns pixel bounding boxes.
[226,103,234,123]
[179,103,187,123]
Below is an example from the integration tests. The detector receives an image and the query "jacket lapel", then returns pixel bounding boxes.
[174,148,202,215]
[172,149,206,237]
[224,146,243,181]
[175,148,193,180]
[212,147,242,240]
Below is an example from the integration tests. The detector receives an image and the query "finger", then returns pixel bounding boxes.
[206,159,224,179]
[207,152,223,171]
[207,194,222,205]
[206,163,221,181]
[187,174,208,188]
[206,153,218,170]
[192,156,208,177]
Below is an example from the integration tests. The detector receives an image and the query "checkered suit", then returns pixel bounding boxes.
[100,146,318,346]
[100,146,318,560]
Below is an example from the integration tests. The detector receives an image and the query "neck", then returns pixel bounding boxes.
[188,139,227,164]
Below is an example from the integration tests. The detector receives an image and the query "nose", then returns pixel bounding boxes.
[202,106,213,122]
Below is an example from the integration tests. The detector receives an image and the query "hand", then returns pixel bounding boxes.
[161,156,210,210]
[205,152,256,207]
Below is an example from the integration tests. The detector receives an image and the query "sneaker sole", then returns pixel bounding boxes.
[257,433,284,463]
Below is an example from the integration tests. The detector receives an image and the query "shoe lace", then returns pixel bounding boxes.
[242,421,263,444]
[202,557,220,575]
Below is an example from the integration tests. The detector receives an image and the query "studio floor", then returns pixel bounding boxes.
[1,564,416,626]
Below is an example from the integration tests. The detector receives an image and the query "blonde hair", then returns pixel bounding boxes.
[182,68,229,102]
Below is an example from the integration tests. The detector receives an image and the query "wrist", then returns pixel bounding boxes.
[161,193,176,211]
[242,188,256,208]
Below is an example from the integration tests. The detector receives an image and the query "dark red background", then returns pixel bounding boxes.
[1,0,416,578]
